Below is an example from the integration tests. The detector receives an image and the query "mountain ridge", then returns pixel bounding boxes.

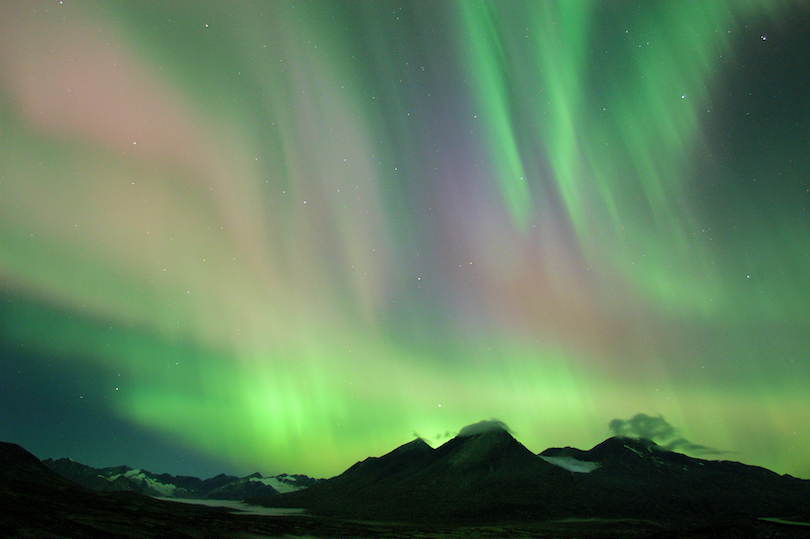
[4,431,810,537]
[258,428,810,524]
[6,435,810,539]
[41,456,322,500]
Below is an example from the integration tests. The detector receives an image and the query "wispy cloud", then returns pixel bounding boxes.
[609,413,727,456]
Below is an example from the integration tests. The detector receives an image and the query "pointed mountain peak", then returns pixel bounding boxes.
[338,437,437,482]
[433,420,547,477]
[391,437,433,455]
[592,436,661,455]
[577,436,672,467]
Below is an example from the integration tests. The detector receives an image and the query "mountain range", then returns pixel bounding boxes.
[41,456,320,499]
[258,420,810,526]
[4,420,810,537]
[0,441,349,538]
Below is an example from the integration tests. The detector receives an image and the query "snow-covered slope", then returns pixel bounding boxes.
[42,458,323,500]
[105,469,178,496]
[249,473,313,493]
[539,455,600,473]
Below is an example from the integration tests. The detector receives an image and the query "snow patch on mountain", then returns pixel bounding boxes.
[540,455,600,473]
[249,474,309,493]
[624,443,645,458]
[106,469,178,496]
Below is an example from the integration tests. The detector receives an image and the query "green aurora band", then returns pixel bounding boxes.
[1,1,809,478]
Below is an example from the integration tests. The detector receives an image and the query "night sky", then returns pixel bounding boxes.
[1,1,809,480]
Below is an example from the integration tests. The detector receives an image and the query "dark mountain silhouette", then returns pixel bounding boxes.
[0,441,245,537]
[539,435,810,521]
[4,429,810,538]
[0,441,400,538]
[264,424,574,521]
[260,427,810,525]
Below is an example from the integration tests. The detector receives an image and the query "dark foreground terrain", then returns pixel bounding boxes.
[3,440,810,538]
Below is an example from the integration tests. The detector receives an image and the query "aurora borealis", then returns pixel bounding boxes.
[1,0,809,479]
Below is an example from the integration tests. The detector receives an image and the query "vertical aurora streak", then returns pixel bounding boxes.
[1,1,809,479]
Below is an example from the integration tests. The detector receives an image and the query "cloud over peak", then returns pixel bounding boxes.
[609,413,726,456]
[458,419,512,438]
